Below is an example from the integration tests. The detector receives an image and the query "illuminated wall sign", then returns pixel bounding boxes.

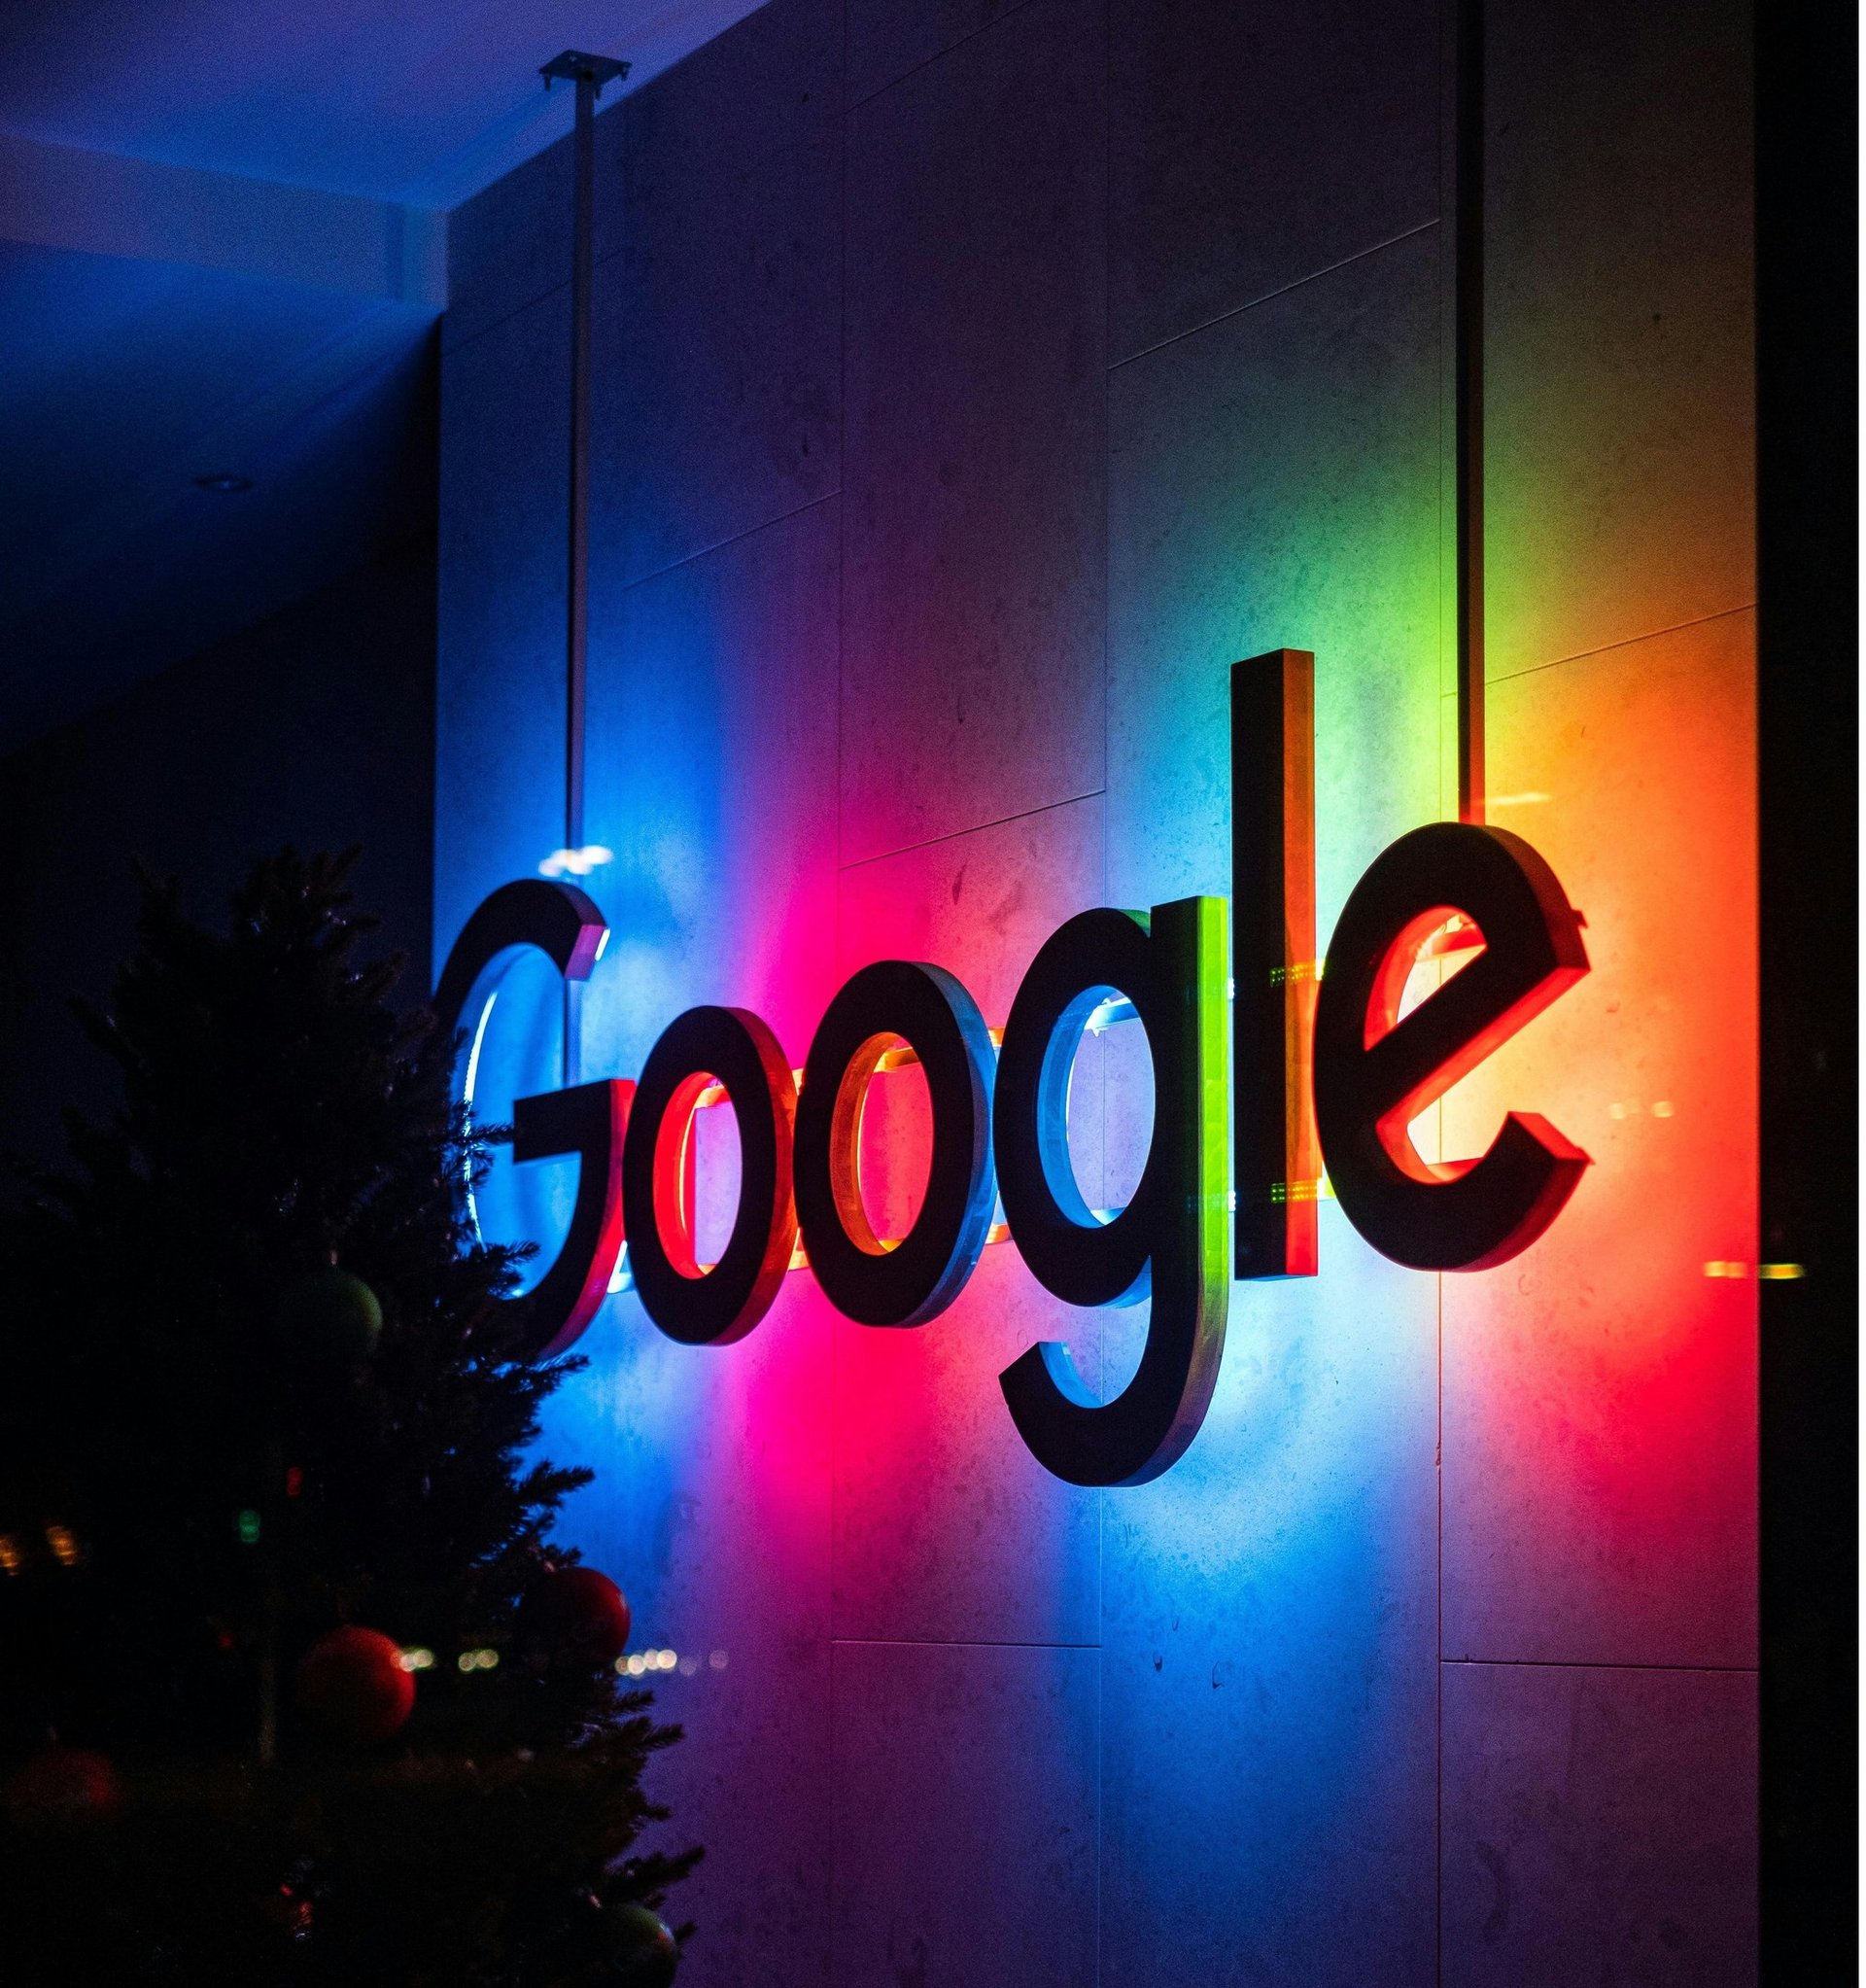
[434,651,1591,1486]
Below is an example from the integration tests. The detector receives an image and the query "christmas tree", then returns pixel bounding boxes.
[0,849,697,1984]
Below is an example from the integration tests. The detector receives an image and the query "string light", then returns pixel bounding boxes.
[616,1647,702,1676]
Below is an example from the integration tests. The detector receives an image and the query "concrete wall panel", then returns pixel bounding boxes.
[1107,230,1442,924]
[1442,613,1757,1667]
[590,131,841,591]
[1109,0,1439,363]
[443,136,577,354]
[841,0,1107,864]
[1099,1203,1439,1988]
[1486,0,1753,677]
[593,0,842,590]
[830,1639,1098,1988]
[1442,1662,1757,1987]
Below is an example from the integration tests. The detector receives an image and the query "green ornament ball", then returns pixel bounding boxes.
[277,1267,382,1368]
[605,1903,678,1987]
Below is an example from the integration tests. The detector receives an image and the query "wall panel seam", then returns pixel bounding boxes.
[612,490,843,597]
[1488,602,1758,682]
[844,0,1050,117]
[839,787,1108,874]
[1106,219,1441,374]
[1440,1657,1759,1675]
[443,283,570,362]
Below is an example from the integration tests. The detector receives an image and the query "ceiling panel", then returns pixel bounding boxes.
[0,0,767,751]
[0,0,762,205]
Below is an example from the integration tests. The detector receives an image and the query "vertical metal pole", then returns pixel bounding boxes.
[1455,0,1486,825]
[568,71,594,863]
[540,49,624,1085]
[564,70,596,1088]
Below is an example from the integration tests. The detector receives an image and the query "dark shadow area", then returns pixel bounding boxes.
[1756,0,1858,1971]
[0,338,438,1174]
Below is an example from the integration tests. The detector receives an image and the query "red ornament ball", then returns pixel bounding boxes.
[6,1746,121,1825]
[526,1565,632,1668]
[295,1625,414,1742]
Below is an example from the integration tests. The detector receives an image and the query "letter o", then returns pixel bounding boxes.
[792,961,996,1327]
[620,1006,799,1345]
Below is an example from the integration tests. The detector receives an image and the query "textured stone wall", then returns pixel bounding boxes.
[435,2,1756,1980]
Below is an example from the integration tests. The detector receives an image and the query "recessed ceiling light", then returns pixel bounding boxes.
[192,472,253,493]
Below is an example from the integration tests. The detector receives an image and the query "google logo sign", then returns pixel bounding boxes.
[435,651,1589,1488]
